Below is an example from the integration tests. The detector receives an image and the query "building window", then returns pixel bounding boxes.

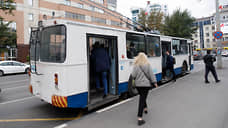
[213,39,215,42]
[195,34,197,38]
[64,0,71,6]
[91,17,106,24]
[28,13,33,21]
[206,33,209,37]
[28,0,33,6]
[65,12,85,21]
[205,27,209,31]
[206,39,210,43]
[194,40,198,43]
[111,20,122,27]
[212,26,215,30]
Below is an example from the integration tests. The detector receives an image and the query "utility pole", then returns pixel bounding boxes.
[215,0,223,68]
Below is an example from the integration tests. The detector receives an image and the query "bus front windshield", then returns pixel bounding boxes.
[40,25,66,63]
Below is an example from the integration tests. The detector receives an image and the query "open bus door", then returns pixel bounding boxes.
[161,41,171,80]
[188,43,193,70]
[29,28,40,74]
[87,34,119,110]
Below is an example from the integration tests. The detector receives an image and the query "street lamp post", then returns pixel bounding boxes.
[215,0,223,69]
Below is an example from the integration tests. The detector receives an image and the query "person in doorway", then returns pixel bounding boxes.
[91,41,110,98]
[203,50,220,84]
[131,52,158,126]
[166,51,176,82]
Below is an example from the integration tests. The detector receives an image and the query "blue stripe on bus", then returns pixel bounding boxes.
[67,92,88,108]
[118,73,162,95]
[190,64,194,70]
[174,67,182,75]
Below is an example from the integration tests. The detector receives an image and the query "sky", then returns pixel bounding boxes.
[117,0,228,19]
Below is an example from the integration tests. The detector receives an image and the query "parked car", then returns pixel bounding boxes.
[222,50,228,57]
[0,60,30,76]
[193,51,203,60]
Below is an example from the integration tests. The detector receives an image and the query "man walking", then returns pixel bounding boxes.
[203,50,220,84]
[166,51,176,82]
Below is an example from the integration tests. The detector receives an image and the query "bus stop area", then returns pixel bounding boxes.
[63,60,228,128]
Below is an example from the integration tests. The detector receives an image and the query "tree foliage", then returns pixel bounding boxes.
[163,9,197,39]
[0,0,16,49]
[0,18,17,47]
[138,9,164,32]
[0,0,15,14]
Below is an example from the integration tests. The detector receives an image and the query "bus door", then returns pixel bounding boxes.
[87,34,118,105]
[161,41,171,79]
[188,43,192,70]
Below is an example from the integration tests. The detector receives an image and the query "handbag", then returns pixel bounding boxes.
[139,66,155,87]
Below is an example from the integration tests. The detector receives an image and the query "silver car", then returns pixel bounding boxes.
[0,60,30,76]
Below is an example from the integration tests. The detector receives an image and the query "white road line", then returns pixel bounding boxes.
[0,96,35,105]
[0,80,29,85]
[96,98,134,113]
[54,123,68,128]
[2,85,28,91]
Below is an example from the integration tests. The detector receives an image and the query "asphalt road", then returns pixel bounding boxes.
[0,57,227,128]
[0,74,81,128]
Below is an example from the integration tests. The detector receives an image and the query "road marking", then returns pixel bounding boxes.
[0,96,35,105]
[0,80,28,85]
[0,117,80,122]
[2,85,28,91]
[54,123,68,128]
[96,98,134,113]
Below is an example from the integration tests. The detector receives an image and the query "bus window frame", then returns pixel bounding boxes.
[126,32,146,59]
[145,35,161,57]
[40,24,67,63]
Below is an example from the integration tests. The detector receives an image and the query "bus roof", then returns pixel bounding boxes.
[39,19,191,42]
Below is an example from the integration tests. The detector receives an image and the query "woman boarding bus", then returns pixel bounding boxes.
[29,19,193,110]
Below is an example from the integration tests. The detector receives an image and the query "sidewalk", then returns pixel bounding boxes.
[65,60,228,128]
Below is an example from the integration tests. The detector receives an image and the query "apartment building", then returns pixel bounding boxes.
[192,4,228,49]
[0,0,130,62]
[131,1,168,29]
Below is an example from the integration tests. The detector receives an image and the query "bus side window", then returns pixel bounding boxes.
[126,33,145,59]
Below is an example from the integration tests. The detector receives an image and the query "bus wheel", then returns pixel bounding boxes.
[181,63,188,75]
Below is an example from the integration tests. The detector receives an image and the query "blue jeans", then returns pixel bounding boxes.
[95,72,108,95]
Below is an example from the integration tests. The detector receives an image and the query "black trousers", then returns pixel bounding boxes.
[167,66,176,81]
[136,87,150,117]
[205,65,218,82]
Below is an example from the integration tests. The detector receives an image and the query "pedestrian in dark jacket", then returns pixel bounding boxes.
[166,51,176,81]
[131,52,158,126]
[91,42,110,98]
[203,50,220,83]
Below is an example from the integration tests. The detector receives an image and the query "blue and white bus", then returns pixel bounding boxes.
[29,19,193,110]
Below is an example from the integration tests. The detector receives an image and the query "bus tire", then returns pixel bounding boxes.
[181,62,188,75]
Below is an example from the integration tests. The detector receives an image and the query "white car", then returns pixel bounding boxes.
[222,50,228,57]
[0,60,30,76]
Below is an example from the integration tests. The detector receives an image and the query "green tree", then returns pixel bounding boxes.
[0,0,16,15]
[0,0,16,51]
[163,9,197,39]
[138,9,164,32]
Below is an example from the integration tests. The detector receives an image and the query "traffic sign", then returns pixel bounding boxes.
[213,31,223,39]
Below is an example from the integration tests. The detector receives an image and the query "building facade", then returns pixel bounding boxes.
[192,4,228,49]
[131,1,168,27]
[0,0,129,62]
